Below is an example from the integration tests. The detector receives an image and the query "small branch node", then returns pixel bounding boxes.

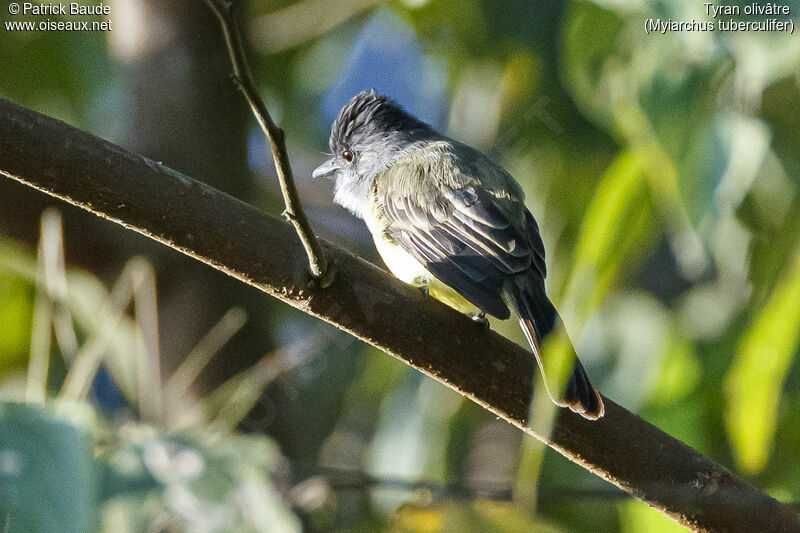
[308,262,337,290]
[282,209,297,223]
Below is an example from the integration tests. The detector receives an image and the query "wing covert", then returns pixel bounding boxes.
[373,145,548,319]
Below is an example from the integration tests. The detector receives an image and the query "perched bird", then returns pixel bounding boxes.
[314,90,604,419]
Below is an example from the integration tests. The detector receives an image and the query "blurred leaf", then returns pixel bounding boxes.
[443,399,486,481]
[639,66,730,224]
[641,393,710,455]
[561,151,656,317]
[0,272,33,373]
[473,500,562,533]
[391,501,563,533]
[561,1,626,130]
[105,427,300,533]
[725,246,800,474]
[761,77,800,181]
[745,192,800,309]
[572,152,646,270]
[0,403,98,533]
[98,461,158,504]
[369,376,459,486]
[392,0,491,60]
[0,24,112,128]
[392,503,444,533]
[619,499,685,533]
[744,77,800,307]
[648,334,700,405]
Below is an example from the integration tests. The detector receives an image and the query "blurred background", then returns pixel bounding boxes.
[1,0,799,531]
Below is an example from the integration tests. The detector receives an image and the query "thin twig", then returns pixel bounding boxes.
[204,0,328,281]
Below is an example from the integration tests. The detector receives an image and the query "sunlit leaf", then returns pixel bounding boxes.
[0,273,33,374]
[648,333,700,405]
[391,501,563,533]
[619,499,686,533]
[560,151,656,318]
[725,246,800,474]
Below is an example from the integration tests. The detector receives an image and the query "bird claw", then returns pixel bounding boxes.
[472,312,489,329]
[418,285,429,300]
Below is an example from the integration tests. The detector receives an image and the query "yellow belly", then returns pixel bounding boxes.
[372,232,483,318]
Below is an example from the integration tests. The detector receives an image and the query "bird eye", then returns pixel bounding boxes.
[342,150,354,163]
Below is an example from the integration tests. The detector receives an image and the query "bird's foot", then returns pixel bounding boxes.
[418,285,430,300]
[472,312,489,329]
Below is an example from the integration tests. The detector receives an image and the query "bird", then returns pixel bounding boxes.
[314,90,604,419]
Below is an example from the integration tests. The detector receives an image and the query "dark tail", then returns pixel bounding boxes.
[508,277,604,420]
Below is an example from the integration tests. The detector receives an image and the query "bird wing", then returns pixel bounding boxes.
[372,142,547,320]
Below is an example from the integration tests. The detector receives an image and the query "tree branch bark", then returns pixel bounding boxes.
[0,99,797,532]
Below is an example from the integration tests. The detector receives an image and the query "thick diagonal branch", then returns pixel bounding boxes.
[205,0,327,279]
[0,99,797,532]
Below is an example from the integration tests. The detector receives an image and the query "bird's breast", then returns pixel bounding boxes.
[365,217,482,318]
[372,229,430,286]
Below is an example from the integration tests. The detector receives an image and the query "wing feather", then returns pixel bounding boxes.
[373,143,547,319]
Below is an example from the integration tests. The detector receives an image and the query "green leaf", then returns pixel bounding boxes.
[561,151,656,318]
[561,1,626,130]
[0,403,98,533]
[572,152,647,270]
[98,460,158,503]
[103,428,300,533]
[619,498,686,533]
[725,247,800,474]
[0,272,34,374]
[761,77,800,181]
[639,66,731,224]
[391,501,564,533]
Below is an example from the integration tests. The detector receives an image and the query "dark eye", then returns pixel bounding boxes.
[342,150,354,163]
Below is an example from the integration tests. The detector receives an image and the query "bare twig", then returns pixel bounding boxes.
[204,0,328,280]
[1,99,798,532]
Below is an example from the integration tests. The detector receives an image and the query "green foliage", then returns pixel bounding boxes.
[102,429,300,533]
[563,151,655,316]
[0,232,300,532]
[0,272,33,372]
[726,249,800,473]
[390,501,563,533]
[619,499,686,533]
[2,0,800,531]
[0,400,300,533]
[0,403,97,533]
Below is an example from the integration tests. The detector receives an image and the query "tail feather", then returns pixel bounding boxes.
[510,278,604,420]
[565,360,605,420]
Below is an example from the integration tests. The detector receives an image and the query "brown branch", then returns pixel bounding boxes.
[0,99,797,532]
[204,0,328,280]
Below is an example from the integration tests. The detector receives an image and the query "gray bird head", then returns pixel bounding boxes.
[314,90,435,217]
